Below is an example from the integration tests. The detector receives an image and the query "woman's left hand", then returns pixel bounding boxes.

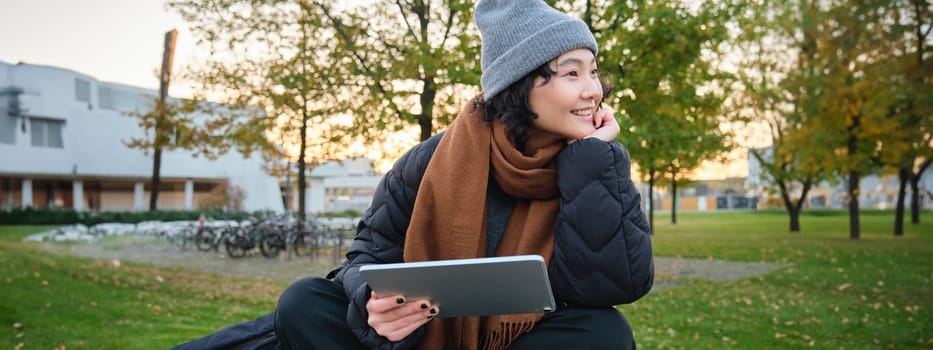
[584,106,620,142]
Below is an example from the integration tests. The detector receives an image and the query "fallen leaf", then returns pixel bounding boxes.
[836,283,851,291]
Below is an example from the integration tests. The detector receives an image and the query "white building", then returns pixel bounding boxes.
[304,157,382,214]
[0,60,283,212]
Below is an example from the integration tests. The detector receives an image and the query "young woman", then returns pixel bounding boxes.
[273,0,653,349]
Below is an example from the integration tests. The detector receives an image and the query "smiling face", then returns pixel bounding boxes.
[527,48,603,145]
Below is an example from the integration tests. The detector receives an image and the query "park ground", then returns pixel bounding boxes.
[1,210,931,349]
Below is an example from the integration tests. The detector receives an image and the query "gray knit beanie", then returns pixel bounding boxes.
[475,0,598,100]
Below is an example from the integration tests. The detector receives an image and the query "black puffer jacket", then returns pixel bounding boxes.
[330,133,654,350]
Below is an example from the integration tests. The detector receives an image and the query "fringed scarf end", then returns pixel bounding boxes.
[481,321,537,350]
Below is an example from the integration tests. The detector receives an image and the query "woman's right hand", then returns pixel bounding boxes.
[584,106,620,142]
[366,291,438,342]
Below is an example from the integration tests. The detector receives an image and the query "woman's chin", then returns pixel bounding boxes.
[571,125,595,139]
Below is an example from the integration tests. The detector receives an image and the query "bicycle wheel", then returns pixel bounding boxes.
[175,232,191,251]
[195,229,215,252]
[224,235,247,258]
[260,232,284,258]
[292,231,314,257]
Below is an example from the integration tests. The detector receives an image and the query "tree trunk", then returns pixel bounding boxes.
[911,159,931,224]
[895,167,909,236]
[777,179,799,232]
[847,113,860,240]
[282,163,291,213]
[910,175,920,224]
[908,3,928,225]
[671,180,677,224]
[151,30,176,212]
[418,78,436,141]
[149,97,167,211]
[789,205,801,232]
[848,170,860,240]
[794,181,813,232]
[150,147,162,211]
[297,114,308,230]
[648,170,655,233]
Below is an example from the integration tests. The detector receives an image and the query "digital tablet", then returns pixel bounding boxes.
[359,255,556,318]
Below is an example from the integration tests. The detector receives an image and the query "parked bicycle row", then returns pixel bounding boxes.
[165,215,357,260]
[22,215,359,262]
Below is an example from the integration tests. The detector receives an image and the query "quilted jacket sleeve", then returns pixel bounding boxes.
[330,134,442,350]
[549,138,654,306]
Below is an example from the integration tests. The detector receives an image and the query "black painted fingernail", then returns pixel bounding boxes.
[420,303,428,309]
[396,297,404,304]
[427,315,435,320]
[429,308,437,315]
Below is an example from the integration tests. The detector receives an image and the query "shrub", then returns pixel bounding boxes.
[318,209,363,218]
[0,207,257,225]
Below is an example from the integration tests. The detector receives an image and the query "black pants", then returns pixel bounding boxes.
[274,277,636,350]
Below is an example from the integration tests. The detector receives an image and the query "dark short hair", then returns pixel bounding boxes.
[475,62,611,152]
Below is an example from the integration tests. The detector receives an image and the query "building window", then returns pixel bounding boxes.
[75,78,90,103]
[30,118,64,148]
[99,86,114,110]
[0,115,15,144]
[98,85,142,111]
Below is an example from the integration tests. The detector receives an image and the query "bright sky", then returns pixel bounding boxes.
[0,0,196,97]
[0,0,751,180]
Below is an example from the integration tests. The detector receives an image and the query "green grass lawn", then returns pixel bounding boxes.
[633,210,933,349]
[0,226,285,350]
[2,210,931,349]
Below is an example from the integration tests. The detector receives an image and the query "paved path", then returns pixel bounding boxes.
[651,257,790,292]
[43,236,790,289]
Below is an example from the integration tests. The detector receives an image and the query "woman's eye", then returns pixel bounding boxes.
[566,71,578,77]
[590,69,599,76]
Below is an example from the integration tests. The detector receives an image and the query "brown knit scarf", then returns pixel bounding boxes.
[405,99,564,350]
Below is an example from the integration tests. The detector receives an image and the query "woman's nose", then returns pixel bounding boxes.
[581,79,601,100]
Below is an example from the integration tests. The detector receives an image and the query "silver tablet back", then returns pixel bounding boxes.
[360,255,556,318]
